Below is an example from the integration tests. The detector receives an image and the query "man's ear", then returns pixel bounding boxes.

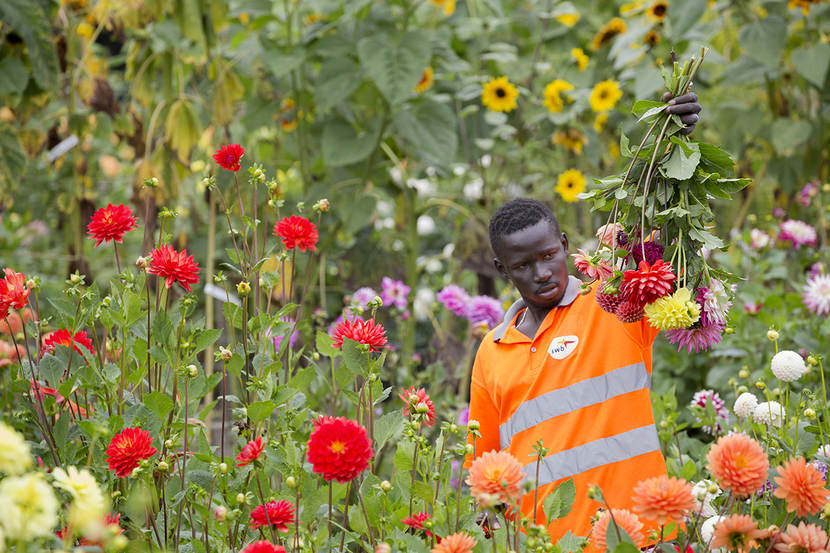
[560,232,569,253]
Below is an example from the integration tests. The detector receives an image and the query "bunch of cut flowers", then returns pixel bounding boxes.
[579,49,750,353]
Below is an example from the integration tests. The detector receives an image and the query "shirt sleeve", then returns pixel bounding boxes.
[620,316,660,349]
[464,346,501,468]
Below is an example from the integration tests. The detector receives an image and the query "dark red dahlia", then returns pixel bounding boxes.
[240,542,288,553]
[615,300,644,323]
[42,329,95,356]
[235,436,264,467]
[399,387,437,427]
[631,241,665,265]
[273,215,318,253]
[0,268,30,311]
[330,318,387,352]
[596,285,623,314]
[87,204,138,247]
[248,500,295,531]
[147,245,200,292]
[306,415,373,483]
[620,260,676,306]
[213,143,244,171]
[105,427,158,478]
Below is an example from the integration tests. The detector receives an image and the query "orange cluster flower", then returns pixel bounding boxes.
[711,514,764,553]
[42,329,95,357]
[105,427,158,478]
[330,318,387,352]
[775,522,829,553]
[306,415,372,483]
[631,474,695,524]
[466,450,525,504]
[588,509,646,552]
[235,436,264,467]
[399,387,437,427]
[87,203,138,247]
[431,532,476,553]
[273,215,319,253]
[706,433,769,496]
[773,457,830,517]
[248,500,295,531]
[213,143,244,172]
[147,245,200,292]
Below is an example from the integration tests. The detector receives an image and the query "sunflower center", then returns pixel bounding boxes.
[329,440,346,454]
[599,90,608,100]
[496,87,506,98]
[653,5,666,16]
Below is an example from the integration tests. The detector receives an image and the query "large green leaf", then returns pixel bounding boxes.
[739,16,787,68]
[315,57,362,112]
[357,30,432,105]
[392,99,458,165]
[664,140,700,180]
[770,118,812,157]
[0,124,27,195]
[0,0,59,90]
[668,0,707,37]
[0,57,29,95]
[791,43,830,89]
[542,478,576,522]
[321,116,382,166]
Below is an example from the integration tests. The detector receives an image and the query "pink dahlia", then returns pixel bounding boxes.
[779,219,817,248]
[571,249,613,280]
[437,285,470,317]
[802,273,830,316]
[665,321,724,354]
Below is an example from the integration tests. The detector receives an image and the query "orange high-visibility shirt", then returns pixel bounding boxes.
[466,276,665,543]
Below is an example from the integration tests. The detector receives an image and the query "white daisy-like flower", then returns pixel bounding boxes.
[770,350,806,382]
[691,480,721,517]
[52,466,107,537]
[0,473,59,541]
[701,279,733,325]
[0,421,32,476]
[802,273,830,316]
[749,228,770,250]
[701,515,725,546]
[733,392,759,419]
[753,401,785,427]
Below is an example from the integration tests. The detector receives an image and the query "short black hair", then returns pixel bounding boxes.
[488,198,560,254]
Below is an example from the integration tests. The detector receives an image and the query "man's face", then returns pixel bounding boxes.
[493,219,570,309]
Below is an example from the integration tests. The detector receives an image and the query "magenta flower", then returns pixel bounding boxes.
[466,295,504,329]
[779,219,817,248]
[437,285,470,317]
[802,273,830,316]
[665,321,724,354]
[381,277,410,310]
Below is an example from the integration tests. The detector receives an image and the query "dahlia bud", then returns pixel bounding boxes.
[236,493,246,504]
[253,167,266,183]
[527,539,538,548]
[708,483,719,494]
[25,278,37,290]
[312,351,320,361]
[767,329,779,341]
[725,327,734,335]
[579,283,592,295]
[728,378,737,387]
[586,485,603,501]
[659,420,669,429]
[268,199,278,209]
[755,380,766,390]
[164,439,173,449]
[218,462,228,474]
[464,444,474,455]
[187,364,198,378]
[423,519,434,529]
[316,198,331,212]
[737,385,748,394]
[237,281,251,296]
[468,420,480,431]
[112,534,129,551]
[285,476,297,488]
[449,424,458,434]
[415,401,430,414]
[477,493,498,509]
[219,346,233,361]
[69,272,83,285]
[214,505,227,522]
[804,408,817,420]
[822,504,830,522]
[380,480,392,492]
[157,461,169,472]
[131,466,142,477]
[738,368,750,379]
[369,296,383,309]
[808,355,818,366]
[771,387,780,397]
[136,256,148,269]
[144,177,159,188]
[375,543,392,553]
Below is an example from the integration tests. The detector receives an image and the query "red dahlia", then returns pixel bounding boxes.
[42,329,95,356]
[620,260,676,306]
[273,215,318,253]
[147,245,200,292]
[235,436,264,467]
[616,300,644,323]
[306,415,373,483]
[0,268,30,310]
[105,427,158,478]
[213,143,244,172]
[399,387,437,427]
[240,542,288,553]
[330,318,387,352]
[402,512,434,537]
[87,204,138,247]
[248,500,295,531]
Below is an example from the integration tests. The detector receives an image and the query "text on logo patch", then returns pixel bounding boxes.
[547,335,579,359]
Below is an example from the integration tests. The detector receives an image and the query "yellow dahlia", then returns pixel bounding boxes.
[481,76,519,113]
[556,169,586,203]
[543,79,574,113]
[571,47,589,71]
[644,287,701,330]
[589,80,623,112]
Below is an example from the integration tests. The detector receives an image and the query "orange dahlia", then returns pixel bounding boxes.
[631,474,696,524]
[273,215,318,253]
[330,318,387,352]
[773,457,830,517]
[213,143,244,172]
[466,450,525,504]
[306,416,372,483]
[87,203,138,247]
[147,245,200,292]
[235,436,264,467]
[42,329,95,357]
[431,532,476,553]
[0,268,30,311]
[399,387,436,427]
[706,434,769,496]
[248,500,295,531]
[774,522,829,553]
[588,509,646,552]
[711,514,764,553]
[105,427,158,478]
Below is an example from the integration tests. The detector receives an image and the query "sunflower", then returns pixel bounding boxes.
[589,80,623,112]
[430,0,455,16]
[789,0,823,13]
[542,79,574,113]
[552,129,587,155]
[571,48,589,71]
[555,12,580,27]
[556,169,587,203]
[481,76,519,113]
[594,112,608,132]
[590,17,628,50]
[415,67,434,94]
[644,30,661,48]
[646,1,668,22]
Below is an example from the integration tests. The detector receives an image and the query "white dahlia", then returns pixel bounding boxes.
[733,393,759,419]
[0,472,59,540]
[52,466,107,537]
[770,350,806,382]
[0,421,32,476]
[753,401,785,427]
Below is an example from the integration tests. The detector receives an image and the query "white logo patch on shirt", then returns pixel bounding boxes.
[548,335,579,359]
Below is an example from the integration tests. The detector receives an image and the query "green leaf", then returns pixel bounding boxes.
[556,531,584,553]
[637,104,667,123]
[606,518,636,551]
[681,459,697,480]
[357,30,432,105]
[0,124,27,194]
[611,542,641,553]
[0,0,59,89]
[315,57,362,112]
[341,339,369,378]
[144,391,175,419]
[193,329,222,354]
[698,142,735,176]
[791,43,830,89]
[248,400,276,424]
[316,331,339,358]
[0,57,29,95]
[40,354,63,386]
[688,227,724,250]
[631,100,665,118]
[261,48,305,78]
[664,140,700,180]
[739,16,787,68]
[322,116,382,166]
[668,0,707,37]
[374,411,404,453]
[543,478,576,522]
[124,290,144,327]
[393,99,458,165]
[393,440,415,472]
[770,118,812,156]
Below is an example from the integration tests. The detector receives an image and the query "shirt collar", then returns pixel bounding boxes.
[492,275,581,343]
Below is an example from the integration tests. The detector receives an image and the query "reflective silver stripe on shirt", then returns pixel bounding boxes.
[522,424,661,486]
[499,362,650,450]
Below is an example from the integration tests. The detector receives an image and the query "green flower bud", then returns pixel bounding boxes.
[767,329,779,341]
[380,480,392,492]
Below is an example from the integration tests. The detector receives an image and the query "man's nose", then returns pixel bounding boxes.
[533,262,552,281]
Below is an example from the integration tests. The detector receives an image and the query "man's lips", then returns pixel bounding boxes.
[536,282,559,295]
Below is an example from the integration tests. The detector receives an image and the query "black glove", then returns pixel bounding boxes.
[661,91,701,135]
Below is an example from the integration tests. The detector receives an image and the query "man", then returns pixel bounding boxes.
[465,96,702,543]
